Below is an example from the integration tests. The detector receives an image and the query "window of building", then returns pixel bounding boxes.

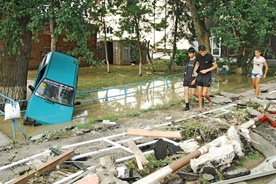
[106,26,113,34]
[128,26,136,34]
[211,37,221,57]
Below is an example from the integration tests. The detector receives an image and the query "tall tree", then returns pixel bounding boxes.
[185,0,211,53]
[88,0,112,73]
[167,0,194,70]
[0,0,97,100]
[115,0,153,76]
[0,1,39,101]
[185,0,275,73]
[209,0,276,70]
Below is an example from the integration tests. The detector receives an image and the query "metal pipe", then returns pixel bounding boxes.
[0,150,51,171]
[61,133,126,149]
[133,150,202,184]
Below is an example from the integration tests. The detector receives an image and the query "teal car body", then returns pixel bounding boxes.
[24,51,79,125]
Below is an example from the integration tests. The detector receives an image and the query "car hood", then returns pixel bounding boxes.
[25,95,74,125]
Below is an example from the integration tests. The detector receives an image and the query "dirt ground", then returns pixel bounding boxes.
[0,80,276,183]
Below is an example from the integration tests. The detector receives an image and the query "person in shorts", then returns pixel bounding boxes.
[193,45,217,113]
[183,47,198,111]
[251,49,268,99]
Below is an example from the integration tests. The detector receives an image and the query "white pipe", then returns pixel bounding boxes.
[116,150,154,163]
[53,165,96,184]
[117,136,142,144]
[61,133,126,149]
[71,146,119,160]
[3,103,238,182]
[103,138,132,153]
[268,90,276,94]
[0,150,50,171]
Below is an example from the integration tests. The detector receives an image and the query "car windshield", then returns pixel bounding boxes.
[35,78,75,106]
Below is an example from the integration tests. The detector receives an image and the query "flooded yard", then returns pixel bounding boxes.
[0,74,251,140]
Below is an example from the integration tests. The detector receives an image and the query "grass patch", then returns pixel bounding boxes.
[125,154,172,176]
[232,150,263,169]
[77,61,183,91]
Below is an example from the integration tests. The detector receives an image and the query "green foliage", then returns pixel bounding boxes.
[0,0,98,64]
[189,0,275,70]
[232,150,263,169]
[205,0,275,52]
[175,49,189,66]
[48,130,72,140]
[247,151,262,160]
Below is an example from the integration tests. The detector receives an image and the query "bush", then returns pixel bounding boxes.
[175,49,189,66]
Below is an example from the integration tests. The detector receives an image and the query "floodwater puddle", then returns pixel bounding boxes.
[0,74,251,140]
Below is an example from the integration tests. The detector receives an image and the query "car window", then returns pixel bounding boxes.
[35,78,75,106]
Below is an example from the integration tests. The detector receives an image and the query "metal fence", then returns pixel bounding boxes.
[76,73,183,103]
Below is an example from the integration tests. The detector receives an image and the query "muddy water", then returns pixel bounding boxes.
[0,74,251,140]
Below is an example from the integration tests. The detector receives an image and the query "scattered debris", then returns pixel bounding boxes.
[177,172,199,181]
[11,150,75,184]
[153,139,182,160]
[223,167,251,179]
[179,139,200,154]
[127,141,149,170]
[2,84,276,183]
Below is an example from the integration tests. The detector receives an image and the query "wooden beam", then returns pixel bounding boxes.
[11,150,75,184]
[127,141,149,170]
[127,128,182,139]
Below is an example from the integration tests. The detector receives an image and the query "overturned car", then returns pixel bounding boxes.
[24,51,80,125]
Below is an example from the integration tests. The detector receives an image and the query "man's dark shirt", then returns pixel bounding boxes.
[196,53,214,77]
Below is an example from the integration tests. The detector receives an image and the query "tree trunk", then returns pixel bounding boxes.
[171,2,180,72]
[0,17,32,102]
[50,1,57,51]
[103,21,110,73]
[186,0,211,53]
[135,19,143,76]
[138,40,143,76]
[145,40,155,72]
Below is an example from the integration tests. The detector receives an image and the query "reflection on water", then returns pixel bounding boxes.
[0,74,251,139]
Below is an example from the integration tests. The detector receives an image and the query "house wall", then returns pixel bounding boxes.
[29,34,97,70]
[0,33,97,70]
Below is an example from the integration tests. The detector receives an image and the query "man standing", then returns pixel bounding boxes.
[193,45,218,113]
[183,47,198,111]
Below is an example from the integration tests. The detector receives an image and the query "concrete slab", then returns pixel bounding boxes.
[0,131,11,146]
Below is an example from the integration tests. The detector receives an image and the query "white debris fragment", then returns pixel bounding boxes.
[179,139,200,153]
[164,116,172,121]
[102,120,117,125]
[190,134,244,173]
[190,144,236,173]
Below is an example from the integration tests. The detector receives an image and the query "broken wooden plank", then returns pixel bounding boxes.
[135,155,144,170]
[127,128,182,139]
[11,150,75,184]
[127,141,149,165]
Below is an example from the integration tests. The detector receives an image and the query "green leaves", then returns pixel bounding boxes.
[206,0,275,53]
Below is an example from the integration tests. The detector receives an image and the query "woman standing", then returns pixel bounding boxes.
[251,49,269,99]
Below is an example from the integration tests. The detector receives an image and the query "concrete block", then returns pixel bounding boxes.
[190,144,235,173]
